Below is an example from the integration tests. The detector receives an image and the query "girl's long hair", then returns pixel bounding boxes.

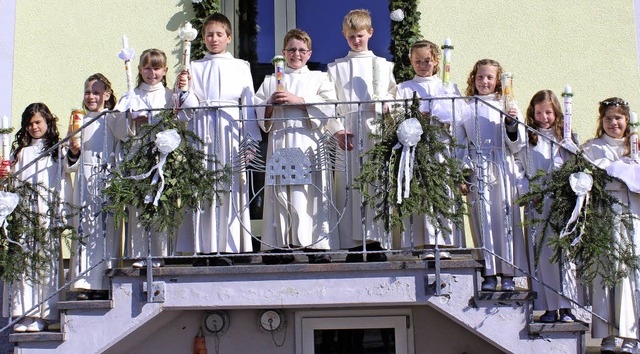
[13,103,61,162]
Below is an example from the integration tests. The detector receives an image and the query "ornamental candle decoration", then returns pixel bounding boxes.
[271,55,285,92]
[630,112,639,162]
[68,109,84,143]
[562,85,573,141]
[441,38,454,88]
[178,21,198,92]
[500,72,515,111]
[115,35,149,113]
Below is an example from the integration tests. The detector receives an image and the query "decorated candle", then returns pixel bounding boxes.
[118,35,136,93]
[501,72,515,111]
[630,112,639,161]
[562,84,573,141]
[0,115,10,160]
[272,55,285,92]
[178,22,198,92]
[68,109,85,143]
[441,38,453,87]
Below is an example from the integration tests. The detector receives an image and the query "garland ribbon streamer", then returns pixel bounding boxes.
[0,191,23,250]
[559,171,592,246]
[126,129,181,206]
[394,118,422,204]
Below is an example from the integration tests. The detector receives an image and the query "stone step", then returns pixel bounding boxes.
[9,332,64,343]
[528,321,589,335]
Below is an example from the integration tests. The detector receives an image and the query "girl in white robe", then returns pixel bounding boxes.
[396,40,462,259]
[178,14,261,266]
[67,73,117,299]
[458,59,526,292]
[109,49,175,268]
[7,103,73,331]
[581,97,639,353]
[255,29,338,264]
[518,90,578,323]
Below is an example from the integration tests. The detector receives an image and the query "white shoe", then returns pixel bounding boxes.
[26,319,45,332]
[439,251,452,260]
[621,338,638,354]
[132,260,163,268]
[13,318,32,332]
[501,277,515,291]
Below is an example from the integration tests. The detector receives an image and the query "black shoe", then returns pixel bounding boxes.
[76,292,89,301]
[262,250,295,265]
[90,290,109,300]
[366,252,387,262]
[193,258,209,267]
[307,254,332,264]
[210,257,234,266]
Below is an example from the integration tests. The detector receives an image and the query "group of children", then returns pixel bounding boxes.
[4,8,638,353]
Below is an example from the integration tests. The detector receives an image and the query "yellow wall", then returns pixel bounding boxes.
[418,0,640,142]
[11,1,195,123]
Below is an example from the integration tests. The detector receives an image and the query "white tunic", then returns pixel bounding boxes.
[582,134,639,340]
[519,128,578,311]
[326,51,396,249]
[395,76,461,249]
[459,94,526,276]
[110,82,175,259]
[67,110,114,290]
[9,139,65,319]
[179,52,261,254]
[255,65,338,250]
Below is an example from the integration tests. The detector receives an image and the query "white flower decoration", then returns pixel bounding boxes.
[397,118,423,147]
[569,172,593,196]
[118,47,136,61]
[155,129,181,154]
[390,9,405,22]
[0,191,19,225]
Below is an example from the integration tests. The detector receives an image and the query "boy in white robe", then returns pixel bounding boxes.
[255,29,338,264]
[325,9,396,262]
[178,13,261,266]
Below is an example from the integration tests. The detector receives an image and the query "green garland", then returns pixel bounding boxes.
[102,110,230,237]
[0,177,78,283]
[518,153,639,287]
[354,95,465,232]
[190,0,222,60]
[389,1,422,83]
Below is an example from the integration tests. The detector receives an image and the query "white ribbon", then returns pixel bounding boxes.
[394,118,423,204]
[0,191,25,250]
[559,171,592,246]
[127,129,181,206]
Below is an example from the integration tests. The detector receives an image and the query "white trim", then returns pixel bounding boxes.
[0,0,16,121]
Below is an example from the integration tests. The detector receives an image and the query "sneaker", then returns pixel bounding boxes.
[26,319,45,332]
[439,251,452,260]
[601,336,617,354]
[132,260,163,268]
[13,318,32,333]
[539,310,558,323]
[423,252,435,260]
[501,276,515,291]
[481,276,497,291]
[621,338,638,354]
[558,310,576,323]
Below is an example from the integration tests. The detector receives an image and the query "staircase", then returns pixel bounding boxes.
[6,253,590,354]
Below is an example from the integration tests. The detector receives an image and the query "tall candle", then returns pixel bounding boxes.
[1,115,10,160]
[630,112,639,161]
[441,38,453,87]
[501,72,515,111]
[272,55,285,92]
[562,84,573,141]
[121,35,134,93]
[178,22,198,92]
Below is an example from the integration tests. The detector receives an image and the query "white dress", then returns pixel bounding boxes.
[582,134,639,340]
[8,139,65,320]
[519,128,578,311]
[109,82,174,259]
[458,94,526,276]
[255,65,338,250]
[178,52,261,254]
[326,51,396,249]
[67,110,114,291]
[395,76,462,249]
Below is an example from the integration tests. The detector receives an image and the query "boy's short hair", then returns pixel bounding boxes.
[203,13,232,36]
[343,9,372,32]
[283,29,312,50]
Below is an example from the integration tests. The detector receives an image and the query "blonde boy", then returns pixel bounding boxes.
[326,9,397,262]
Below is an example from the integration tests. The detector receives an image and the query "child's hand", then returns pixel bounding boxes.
[334,130,354,151]
[268,91,304,106]
[0,160,10,178]
[178,70,191,90]
[69,139,81,155]
[458,183,469,196]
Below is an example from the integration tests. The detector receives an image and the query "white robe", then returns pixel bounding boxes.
[178,52,261,254]
[109,82,175,259]
[67,110,114,290]
[395,76,461,249]
[255,65,338,250]
[459,94,526,276]
[326,51,396,249]
[8,140,65,319]
[582,134,640,340]
[518,128,578,311]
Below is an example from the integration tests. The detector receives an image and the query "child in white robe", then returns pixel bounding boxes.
[255,29,338,264]
[178,13,261,266]
[67,73,116,300]
[459,59,526,291]
[325,9,396,262]
[581,97,639,354]
[519,90,578,322]
[110,49,175,268]
[7,103,75,331]
[396,39,461,259]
